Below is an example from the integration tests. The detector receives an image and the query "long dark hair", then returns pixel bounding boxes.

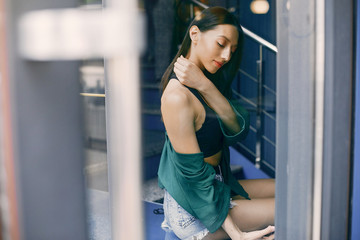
[161,7,244,98]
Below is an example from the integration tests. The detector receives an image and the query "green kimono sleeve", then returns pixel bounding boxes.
[157,134,232,233]
[217,99,250,146]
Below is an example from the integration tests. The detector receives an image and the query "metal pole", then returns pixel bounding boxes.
[321,0,353,238]
[0,0,20,237]
[276,0,316,238]
[104,1,143,240]
[312,0,325,238]
[255,45,264,168]
[4,0,89,239]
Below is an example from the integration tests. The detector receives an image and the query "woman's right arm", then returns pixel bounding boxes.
[222,213,275,240]
[222,214,242,239]
[161,80,201,155]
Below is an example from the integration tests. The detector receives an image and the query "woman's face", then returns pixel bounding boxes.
[190,24,239,74]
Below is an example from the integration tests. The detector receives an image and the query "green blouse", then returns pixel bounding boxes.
[157,100,251,233]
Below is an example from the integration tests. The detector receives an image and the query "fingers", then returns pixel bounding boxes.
[174,56,192,84]
[173,67,184,81]
[174,56,189,78]
[245,225,275,240]
[258,226,275,239]
[260,225,275,236]
[174,61,186,73]
[263,234,275,240]
[173,55,206,89]
[175,55,200,75]
[176,55,192,67]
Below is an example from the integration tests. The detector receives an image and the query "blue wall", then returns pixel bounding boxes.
[352,0,360,238]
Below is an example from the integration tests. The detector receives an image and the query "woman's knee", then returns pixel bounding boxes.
[229,198,275,231]
[237,178,275,199]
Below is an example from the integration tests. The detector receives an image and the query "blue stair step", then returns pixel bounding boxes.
[140,64,156,83]
[142,82,162,106]
[143,130,165,158]
[142,130,164,180]
[142,114,164,131]
[143,154,161,180]
[141,81,163,132]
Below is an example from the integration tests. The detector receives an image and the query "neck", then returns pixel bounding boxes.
[186,47,204,70]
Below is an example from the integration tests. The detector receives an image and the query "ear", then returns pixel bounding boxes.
[189,25,200,44]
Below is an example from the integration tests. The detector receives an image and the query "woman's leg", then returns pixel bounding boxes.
[230,198,275,231]
[203,197,275,240]
[233,178,275,199]
[203,179,276,239]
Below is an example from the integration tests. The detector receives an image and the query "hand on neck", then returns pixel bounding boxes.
[185,49,205,71]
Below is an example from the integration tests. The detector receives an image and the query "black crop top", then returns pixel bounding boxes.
[170,73,224,158]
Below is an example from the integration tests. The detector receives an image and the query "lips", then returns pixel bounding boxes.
[214,60,223,68]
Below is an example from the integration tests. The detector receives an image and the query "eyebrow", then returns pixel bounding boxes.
[218,35,238,47]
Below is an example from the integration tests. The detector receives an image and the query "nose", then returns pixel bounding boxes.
[221,47,231,62]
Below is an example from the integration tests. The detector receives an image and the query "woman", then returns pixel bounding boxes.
[157,7,275,240]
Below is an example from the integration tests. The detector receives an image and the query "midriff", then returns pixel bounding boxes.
[204,150,222,167]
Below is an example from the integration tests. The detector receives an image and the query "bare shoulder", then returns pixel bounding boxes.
[161,79,193,109]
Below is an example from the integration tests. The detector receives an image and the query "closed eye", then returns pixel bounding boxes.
[217,42,224,48]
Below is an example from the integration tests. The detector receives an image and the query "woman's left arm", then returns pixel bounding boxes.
[174,56,240,134]
[197,79,241,134]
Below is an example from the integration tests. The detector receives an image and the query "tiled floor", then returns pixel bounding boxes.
[87,189,165,240]
[87,189,111,240]
[85,149,108,192]
[85,148,165,239]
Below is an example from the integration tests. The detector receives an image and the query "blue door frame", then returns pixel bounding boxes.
[352,0,360,238]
